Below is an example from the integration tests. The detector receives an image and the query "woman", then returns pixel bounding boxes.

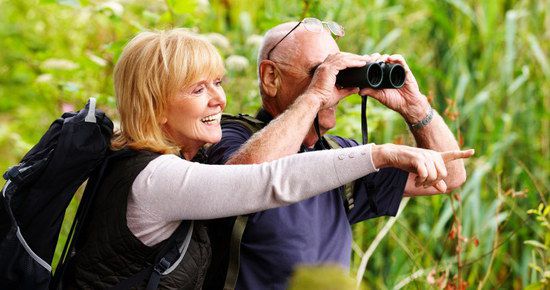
[68,29,468,289]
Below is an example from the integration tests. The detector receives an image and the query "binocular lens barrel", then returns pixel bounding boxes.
[336,62,405,89]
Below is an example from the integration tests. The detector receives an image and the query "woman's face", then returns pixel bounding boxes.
[163,77,226,156]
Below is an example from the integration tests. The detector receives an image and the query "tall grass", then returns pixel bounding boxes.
[0,0,548,288]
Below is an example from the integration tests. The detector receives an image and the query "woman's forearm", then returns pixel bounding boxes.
[130,144,378,221]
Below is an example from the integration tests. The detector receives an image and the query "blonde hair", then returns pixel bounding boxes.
[111,29,225,154]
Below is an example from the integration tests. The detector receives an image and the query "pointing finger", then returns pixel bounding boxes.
[441,149,475,163]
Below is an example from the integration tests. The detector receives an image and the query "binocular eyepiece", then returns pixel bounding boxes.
[336,62,406,89]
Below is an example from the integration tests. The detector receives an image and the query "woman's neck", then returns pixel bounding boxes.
[181,148,199,161]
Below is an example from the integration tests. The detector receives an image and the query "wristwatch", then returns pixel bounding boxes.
[408,108,434,131]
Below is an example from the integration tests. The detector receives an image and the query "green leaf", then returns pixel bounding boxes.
[524,240,548,250]
[288,265,359,290]
[57,0,80,7]
[524,282,544,290]
[169,0,198,15]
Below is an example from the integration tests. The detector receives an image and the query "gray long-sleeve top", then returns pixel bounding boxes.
[127,144,378,246]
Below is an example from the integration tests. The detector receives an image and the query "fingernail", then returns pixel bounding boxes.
[437,180,447,192]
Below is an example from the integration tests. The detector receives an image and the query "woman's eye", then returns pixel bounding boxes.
[193,85,205,94]
[214,79,223,86]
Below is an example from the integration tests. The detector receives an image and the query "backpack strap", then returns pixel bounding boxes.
[219,114,265,290]
[324,135,356,212]
[110,220,193,290]
[223,215,248,290]
[221,113,266,134]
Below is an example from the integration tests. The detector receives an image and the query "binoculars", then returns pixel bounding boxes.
[336,62,406,89]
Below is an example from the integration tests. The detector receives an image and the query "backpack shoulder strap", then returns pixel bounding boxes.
[324,135,356,213]
[110,220,194,290]
[145,220,194,289]
[221,113,266,135]
[223,215,248,290]
[219,114,265,290]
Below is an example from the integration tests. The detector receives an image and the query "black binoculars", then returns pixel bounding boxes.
[336,62,406,89]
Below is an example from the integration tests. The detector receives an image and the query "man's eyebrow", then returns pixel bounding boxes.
[308,63,322,76]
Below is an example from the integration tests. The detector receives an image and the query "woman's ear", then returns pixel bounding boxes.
[160,116,168,125]
[259,60,279,98]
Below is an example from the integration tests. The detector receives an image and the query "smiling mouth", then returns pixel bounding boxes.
[201,112,222,125]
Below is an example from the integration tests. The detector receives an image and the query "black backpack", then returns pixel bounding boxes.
[0,98,192,290]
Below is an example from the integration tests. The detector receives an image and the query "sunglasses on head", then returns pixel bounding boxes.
[266,18,345,61]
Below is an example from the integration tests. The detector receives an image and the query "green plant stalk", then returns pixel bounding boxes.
[477,175,504,289]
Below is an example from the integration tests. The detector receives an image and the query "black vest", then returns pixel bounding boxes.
[69,151,211,289]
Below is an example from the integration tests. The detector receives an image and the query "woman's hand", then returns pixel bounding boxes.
[371,144,475,192]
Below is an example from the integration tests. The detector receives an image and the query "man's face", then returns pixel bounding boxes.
[274,29,340,134]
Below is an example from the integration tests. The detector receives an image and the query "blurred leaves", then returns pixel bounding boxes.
[288,265,360,290]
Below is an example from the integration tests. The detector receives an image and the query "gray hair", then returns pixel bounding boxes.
[257,22,301,99]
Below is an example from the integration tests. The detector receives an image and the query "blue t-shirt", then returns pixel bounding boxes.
[205,110,408,290]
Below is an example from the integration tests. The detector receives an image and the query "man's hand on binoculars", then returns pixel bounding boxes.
[307,52,369,110]
[359,54,432,124]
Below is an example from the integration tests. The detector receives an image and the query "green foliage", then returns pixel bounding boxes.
[1,0,548,288]
[525,203,550,287]
[288,265,360,290]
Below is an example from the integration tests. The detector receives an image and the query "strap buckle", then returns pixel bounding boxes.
[3,165,21,181]
[153,258,171,275]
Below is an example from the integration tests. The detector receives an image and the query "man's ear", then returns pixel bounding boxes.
[259,60,279,98]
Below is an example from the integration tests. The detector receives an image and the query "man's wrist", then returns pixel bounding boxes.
[407,108,435,131]
[297,92,322,112]
[400,94,432,124]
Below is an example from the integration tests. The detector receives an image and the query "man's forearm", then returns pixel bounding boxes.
[227,94,321,165]
[409,109,467,190]
[356,53,470,195]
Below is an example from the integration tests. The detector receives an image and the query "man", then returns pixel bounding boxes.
[205,19,472,289]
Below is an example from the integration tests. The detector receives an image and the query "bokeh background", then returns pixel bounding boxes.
[1,0,548,289]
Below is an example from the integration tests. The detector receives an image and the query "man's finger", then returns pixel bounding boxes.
[338,87,359,97]
[359,88,373,96]
[359,89,384,101]
[341,59,369,69]
[441,149,475,163]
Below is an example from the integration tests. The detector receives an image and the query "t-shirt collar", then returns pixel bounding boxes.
[255,107,274,124]
[255,107,328,152]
